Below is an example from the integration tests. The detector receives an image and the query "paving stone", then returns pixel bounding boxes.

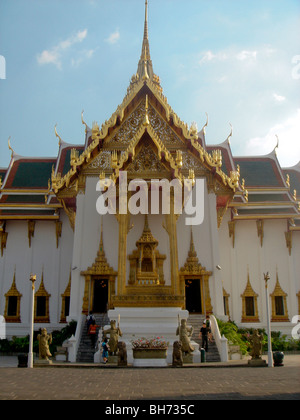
[0,355,299,400]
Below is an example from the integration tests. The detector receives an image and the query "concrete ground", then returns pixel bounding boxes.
[0,355,299,401]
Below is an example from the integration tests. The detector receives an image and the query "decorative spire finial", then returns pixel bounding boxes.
[54,124,63,147]
[8,137,15,158]
[137,0,153,80]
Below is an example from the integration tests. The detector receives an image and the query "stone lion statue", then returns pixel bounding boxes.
[172,341,183,367]
[117,341,127,367]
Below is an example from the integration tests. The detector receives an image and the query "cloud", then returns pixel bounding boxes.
[273,93,286,103]
[37,29,88,69]
[199,48,258,65]
[71,49,96,68]
[244,109,300,167]
[199,50,227,64]
[105,30,120,45]
[236,50,257,61]
[37,49,61,69]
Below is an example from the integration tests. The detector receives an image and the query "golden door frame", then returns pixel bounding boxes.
[180,274,213,315]
[179,230,213,314]
[81,274,116,315]
[80,223,117,315]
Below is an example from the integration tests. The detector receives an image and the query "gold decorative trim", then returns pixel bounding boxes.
[28,220,35,248]
[0,215,59,221]
[0,223,8,257]
[233,215,299,221]
[60,199,76,232]
[228,220,235,248]
[256,219,264,247]
[223,287,230,318]
[56,220,62,248]
[285,231,292,256]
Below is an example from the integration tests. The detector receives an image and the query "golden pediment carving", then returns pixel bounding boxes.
[128,215,166,286]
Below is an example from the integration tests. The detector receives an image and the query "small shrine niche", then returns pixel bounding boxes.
[128,215,166,286]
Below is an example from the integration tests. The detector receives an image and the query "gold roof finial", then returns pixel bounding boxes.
[8,137,15,158]
[137,0,153,81]
[81,110,88,134]
[54,124,63,147]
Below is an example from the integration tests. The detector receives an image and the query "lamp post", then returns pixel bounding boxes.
[28,274,36,368]
[264,272,273,368]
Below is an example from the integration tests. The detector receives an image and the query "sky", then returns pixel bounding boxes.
[0,0,300,169]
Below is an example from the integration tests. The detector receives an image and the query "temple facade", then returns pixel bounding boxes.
[0,2,299,346]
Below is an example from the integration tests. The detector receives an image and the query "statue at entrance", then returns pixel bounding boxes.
[176,318,194,354]
[37,328,52,361]
[249,329,264,360]
[104,319,122,356]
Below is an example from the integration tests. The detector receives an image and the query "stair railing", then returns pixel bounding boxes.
[210,315,228,362]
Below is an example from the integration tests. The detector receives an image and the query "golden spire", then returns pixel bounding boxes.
[137,0,154,80]
[142,0,150,61]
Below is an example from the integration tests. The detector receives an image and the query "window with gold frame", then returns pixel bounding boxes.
[60,271,71,323]
[223,287,230,318]
[241,269,260,323]
[270,272,289,322]
[34,272,51,323]
[4,271,22,323]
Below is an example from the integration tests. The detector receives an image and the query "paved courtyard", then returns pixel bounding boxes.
[0,355,299,401]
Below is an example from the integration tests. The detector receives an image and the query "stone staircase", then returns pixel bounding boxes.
[76,314,110,363]
[76,313,221,363]
[188,314,221,362]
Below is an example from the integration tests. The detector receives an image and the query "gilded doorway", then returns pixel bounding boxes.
[179,230,213,314]
[185,279,202,313]
[93,278,109,313]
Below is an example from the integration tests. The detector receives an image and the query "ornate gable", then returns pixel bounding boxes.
[50,1,243,228]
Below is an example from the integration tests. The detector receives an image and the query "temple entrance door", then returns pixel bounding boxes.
[93,279,108,313]
[185,279,202,313]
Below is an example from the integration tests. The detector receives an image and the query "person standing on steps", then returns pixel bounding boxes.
[199,322,209,352]
[86,311,95,329]
[205,315,213,343]
[88,320,99,348]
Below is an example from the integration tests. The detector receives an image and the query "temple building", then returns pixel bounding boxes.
[0,1,299,354]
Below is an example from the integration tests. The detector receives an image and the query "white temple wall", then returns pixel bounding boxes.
[219,212,298,335]
[0,212,74,337]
